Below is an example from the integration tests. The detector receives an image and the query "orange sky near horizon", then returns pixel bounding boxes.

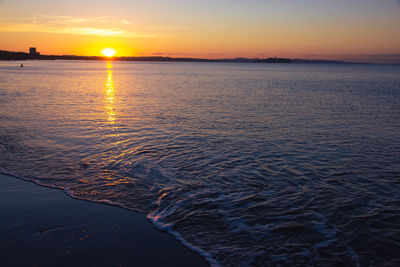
[0,0,400,63]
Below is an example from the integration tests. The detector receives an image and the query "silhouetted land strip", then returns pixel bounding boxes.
[0,50,350,64]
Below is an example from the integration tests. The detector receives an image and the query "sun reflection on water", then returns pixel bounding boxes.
[105,61,116,124]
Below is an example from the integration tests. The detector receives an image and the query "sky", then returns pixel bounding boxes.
[0,0,399,63]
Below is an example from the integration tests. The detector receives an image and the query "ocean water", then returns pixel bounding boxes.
[0,60,399,266]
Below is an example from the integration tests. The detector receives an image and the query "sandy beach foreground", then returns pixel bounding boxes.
[0,173,208,266]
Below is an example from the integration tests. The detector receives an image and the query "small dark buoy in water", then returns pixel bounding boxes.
[20,64,24,68]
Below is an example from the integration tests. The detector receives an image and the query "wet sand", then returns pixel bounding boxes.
[0,173,208,266]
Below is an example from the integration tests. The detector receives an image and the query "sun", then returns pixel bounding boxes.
[101,48,116,57]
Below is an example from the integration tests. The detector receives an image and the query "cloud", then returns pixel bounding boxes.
[121,19,132,25]
[0,15,158,38]
[150,24,225,31]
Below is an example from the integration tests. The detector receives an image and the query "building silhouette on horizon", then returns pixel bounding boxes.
[29,47,40,56]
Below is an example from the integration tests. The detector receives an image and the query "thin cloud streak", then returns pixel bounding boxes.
[121,19,132,25]
[150,24,225,30]
[0,15,160,38]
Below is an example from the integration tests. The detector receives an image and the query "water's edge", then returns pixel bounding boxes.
[1,61,399,266]
[0,168,216,267]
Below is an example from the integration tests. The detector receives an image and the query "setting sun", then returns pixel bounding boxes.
[101,48,116,57]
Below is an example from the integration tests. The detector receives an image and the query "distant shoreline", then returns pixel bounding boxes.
[0,50,354,64]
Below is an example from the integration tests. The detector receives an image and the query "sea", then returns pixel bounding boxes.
[0,60,399,266]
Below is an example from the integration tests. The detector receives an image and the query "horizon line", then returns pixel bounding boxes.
[1,49,400,65]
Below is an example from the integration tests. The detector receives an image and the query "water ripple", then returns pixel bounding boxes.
[1,61,400,266]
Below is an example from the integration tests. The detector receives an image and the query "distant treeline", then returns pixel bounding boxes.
[0,50,348,64]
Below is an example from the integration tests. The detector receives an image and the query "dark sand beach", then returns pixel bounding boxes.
[0,173,208,266]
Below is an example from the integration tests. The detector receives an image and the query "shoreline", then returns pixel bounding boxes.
[0,173,209,266]
[0,50,356,64]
